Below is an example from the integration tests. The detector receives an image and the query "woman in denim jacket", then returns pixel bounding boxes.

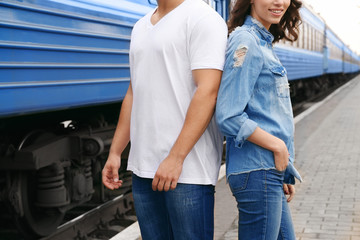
[216,0,302,239]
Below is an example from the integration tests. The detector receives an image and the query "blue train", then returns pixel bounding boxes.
[273,3,360,102]
[0,0,359,238]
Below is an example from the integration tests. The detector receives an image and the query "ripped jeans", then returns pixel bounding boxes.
[228,169,296,240]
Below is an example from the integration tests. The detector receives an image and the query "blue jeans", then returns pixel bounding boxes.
[131,174,215,240]
[228,169,296,240]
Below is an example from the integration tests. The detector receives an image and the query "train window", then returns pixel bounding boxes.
[316,31,322,52]
[304,24,306,49]
[328,39,333,59]
[309,25,314,51]
[308,26,311,51]
[312,28,315,51]
[303,23,307,50]
[297,24,302,48]
[301,23,305,49]
[312,28,316,51]
[330,43,335,59]
[306,23,310,51]
[307,24,311,51]
[328,40,343,60]
[310,28,312,51]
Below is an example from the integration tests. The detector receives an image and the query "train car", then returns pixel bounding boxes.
[0,0,154,238]
[0,0,227,238]
[274,2,360,103]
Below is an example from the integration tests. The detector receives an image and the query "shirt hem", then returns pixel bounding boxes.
[128,165,218,186]
[226,167,277,180]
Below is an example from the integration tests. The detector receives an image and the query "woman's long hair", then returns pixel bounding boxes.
[228,0,302,43]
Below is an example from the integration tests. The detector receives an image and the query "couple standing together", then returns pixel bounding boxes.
[102,0,303,239]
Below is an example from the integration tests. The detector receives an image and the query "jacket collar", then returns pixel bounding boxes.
[244,15,274,44]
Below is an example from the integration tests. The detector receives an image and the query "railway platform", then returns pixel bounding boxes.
[218,74,360,240]
[112,75,360,240]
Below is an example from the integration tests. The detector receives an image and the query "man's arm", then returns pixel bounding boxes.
[102,83,133,190]
[152,69,222,191]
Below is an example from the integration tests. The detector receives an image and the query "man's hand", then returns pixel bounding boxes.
[102,154,123,190]
[283,184,295,202]
[152,155,183,192]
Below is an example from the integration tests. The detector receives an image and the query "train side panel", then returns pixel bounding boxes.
[274,45,323,81]
[0,0,155,117]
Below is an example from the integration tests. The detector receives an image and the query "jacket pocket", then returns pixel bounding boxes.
[270,66,290,98]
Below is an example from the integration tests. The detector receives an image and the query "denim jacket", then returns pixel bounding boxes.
[215,16,302,184]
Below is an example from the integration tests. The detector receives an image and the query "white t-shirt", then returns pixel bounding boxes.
[127,0,228,185]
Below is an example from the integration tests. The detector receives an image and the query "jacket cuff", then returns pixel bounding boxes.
[235,119,257,148]
[283,162,303,185]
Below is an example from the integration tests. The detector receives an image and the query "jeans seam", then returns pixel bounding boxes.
[263,170,267,240]
[279,195,286,240]
[279,226,285,240]
[202,186,206,240]
[202,186,214,240]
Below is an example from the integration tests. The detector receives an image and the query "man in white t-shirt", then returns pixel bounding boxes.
[102,0,227,239]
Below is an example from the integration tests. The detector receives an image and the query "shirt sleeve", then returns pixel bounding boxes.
[189,13,228,71]
[215,30,264,148]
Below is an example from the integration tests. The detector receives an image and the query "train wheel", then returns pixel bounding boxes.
[13,171,65,238]
[12,130,65,238]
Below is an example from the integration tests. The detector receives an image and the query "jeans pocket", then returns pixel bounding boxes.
[228,173,250,193]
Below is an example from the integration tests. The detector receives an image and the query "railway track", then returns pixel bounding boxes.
[40,193,135,240]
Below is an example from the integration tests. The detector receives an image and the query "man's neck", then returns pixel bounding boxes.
[156,0,185,15]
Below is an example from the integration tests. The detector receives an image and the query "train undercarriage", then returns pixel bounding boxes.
[0,103,131,239]
[289,73,357,106]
